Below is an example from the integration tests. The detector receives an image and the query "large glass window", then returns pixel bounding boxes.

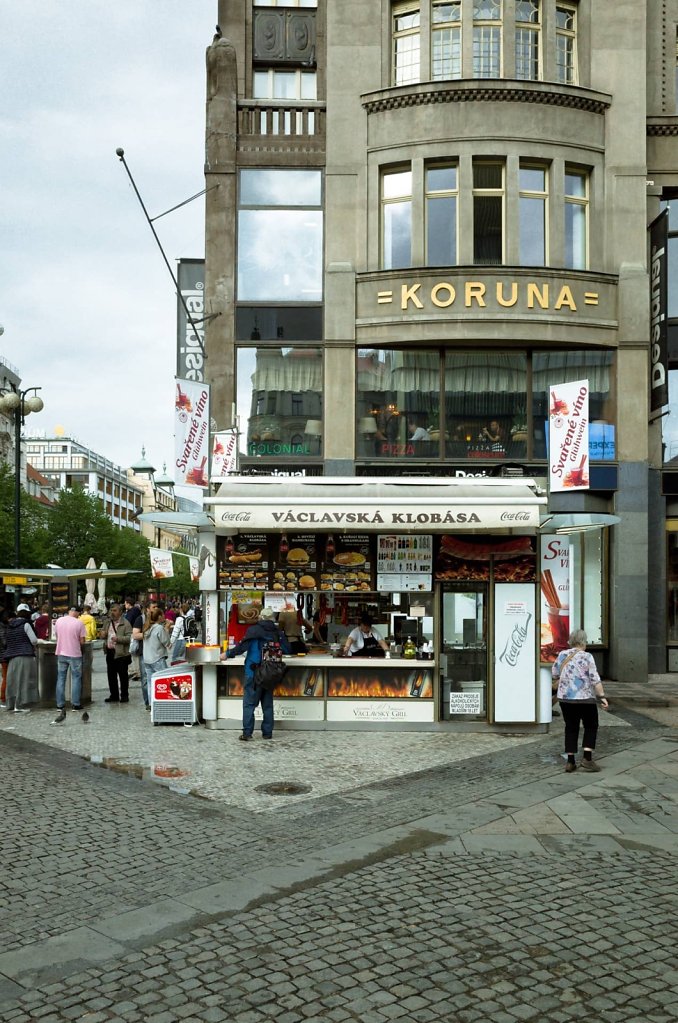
[432,1,462,80]
[532,350,615,460]
[393,3,421,85]
[445,353,527,459]
[473,160,504,264]
[356,349,441,459]
[515,0,540,81]
[473,0,502,79]
[237,170,323,302]
[519,162,547,266]
[237,347,323,460]
[564,166,588,270]
[426,164,458,265]
[555,3,577,84]
[382,169,413,269]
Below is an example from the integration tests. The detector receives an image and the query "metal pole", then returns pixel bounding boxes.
[14,400,21,568]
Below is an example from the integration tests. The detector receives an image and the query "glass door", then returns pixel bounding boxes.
[440,585,488,720]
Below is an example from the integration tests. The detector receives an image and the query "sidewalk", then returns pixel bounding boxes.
[1,649,645,812]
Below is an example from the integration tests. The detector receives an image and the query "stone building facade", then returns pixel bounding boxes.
[201,1,678,682]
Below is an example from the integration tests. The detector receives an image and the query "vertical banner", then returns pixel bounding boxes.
[493,583,536,723]
[539,535,570,662]
[189,557,200,584]
[210,429,239,482]
[150,548,174,579]
[549,379,589,493]
[175,378,210,488]
[177,258,205,382]
[649,210,669,413]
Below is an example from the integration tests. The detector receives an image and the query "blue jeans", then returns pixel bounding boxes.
[56,655,83,709]
[242,675,273,737]
[139,658,151,706]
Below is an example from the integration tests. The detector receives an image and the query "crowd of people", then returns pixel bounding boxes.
[0,594,202,719]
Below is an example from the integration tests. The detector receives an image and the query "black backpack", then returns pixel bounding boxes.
[254,636,288,691]
[185,616,200,640]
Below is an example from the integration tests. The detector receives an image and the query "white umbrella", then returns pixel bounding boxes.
[97,561,108,612]
[84,556,97,609]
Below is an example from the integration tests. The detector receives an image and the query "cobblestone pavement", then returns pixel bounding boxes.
[1,660,677,1021]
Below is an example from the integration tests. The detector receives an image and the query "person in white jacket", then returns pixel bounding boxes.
[170,603,190,663]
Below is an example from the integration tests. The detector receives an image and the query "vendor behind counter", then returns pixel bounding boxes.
[278,608,312,654]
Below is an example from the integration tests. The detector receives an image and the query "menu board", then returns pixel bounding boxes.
[319,533,374,592]
[218,535,269,590]
[377,535,433,592]
[271,533,318,592]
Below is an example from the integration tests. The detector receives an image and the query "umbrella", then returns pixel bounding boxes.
[97,561,108,612]
[84,557,97,609]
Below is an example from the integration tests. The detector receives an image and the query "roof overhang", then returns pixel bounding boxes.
[0,568,138,582]
[204,476,547,533]
[539,512,621,534]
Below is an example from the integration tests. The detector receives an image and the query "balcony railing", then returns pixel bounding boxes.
[237,99,326,153]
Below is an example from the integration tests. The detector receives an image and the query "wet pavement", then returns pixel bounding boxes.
[1,652,677,1021]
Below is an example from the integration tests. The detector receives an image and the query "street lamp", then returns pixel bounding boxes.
[0,384,45,567]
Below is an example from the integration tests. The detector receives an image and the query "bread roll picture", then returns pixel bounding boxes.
[299,575,316,589]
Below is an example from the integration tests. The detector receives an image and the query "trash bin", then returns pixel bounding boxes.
[36,641,93,706]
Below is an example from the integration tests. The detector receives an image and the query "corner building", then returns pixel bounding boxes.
[201,1,678,729]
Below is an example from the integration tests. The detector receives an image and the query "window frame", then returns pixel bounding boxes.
[515,0,541,82]
[392,2,422,86]
[425,162,459,266]
[518,160,549,266]
[381,167,414,270]
[555,1,578,85]
[431,0,462,81]
[472,159,505,265]
[472,0,503,80]
[563,164,589,271]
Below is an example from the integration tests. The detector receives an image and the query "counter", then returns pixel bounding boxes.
[207,654,436,730]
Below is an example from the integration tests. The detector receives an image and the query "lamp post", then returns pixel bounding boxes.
[0,384,45,567]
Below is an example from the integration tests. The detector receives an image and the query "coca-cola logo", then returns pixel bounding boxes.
[499,613,532,668]
[500,511,531,522]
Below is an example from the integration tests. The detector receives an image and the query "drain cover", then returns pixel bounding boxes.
[255,781,312,796]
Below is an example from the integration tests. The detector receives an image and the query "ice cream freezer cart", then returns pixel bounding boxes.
[150,664,201,725]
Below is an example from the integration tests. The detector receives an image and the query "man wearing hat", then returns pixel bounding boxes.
[3,604,38,712]
[223,606,290,741]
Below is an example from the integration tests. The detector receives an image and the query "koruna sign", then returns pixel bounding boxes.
[217,504,540,532]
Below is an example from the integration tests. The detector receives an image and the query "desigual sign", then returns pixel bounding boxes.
[376,279,600,313]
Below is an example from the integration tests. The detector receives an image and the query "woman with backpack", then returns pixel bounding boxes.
[169,602,190,663]
[223,606,291,742]
[142,608,172,678]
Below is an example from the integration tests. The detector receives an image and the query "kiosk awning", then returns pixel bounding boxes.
[204,476,547,533]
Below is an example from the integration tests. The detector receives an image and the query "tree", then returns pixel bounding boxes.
[45,486,119,567]
[0,464,50,567]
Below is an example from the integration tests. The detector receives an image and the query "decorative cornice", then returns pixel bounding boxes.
[362,81,611,116]
[647,118,678,137]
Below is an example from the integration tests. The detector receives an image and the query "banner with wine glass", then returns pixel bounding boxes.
[548,379,589,493]
[174,378,211,489]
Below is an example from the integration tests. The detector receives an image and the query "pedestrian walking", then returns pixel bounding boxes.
[102,603,132,703]
[0,607,12,707]
[223,606,290,742]
[4,604,38,713]
[131,600,157,710]
[52,607,86,724]
[552,629,609,773]
[124,597,141,680]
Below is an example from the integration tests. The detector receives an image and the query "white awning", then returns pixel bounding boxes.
[204,476,547,533]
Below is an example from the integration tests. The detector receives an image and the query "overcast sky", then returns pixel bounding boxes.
[1,0,217,488]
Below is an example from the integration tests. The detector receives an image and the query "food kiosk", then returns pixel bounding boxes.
[189,476,554,732]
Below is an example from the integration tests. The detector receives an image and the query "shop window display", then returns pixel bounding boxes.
[532,350,615,460]
[356,348,441,458]
[237,347,323,459]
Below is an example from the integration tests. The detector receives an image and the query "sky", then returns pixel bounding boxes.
[1,0,217,490]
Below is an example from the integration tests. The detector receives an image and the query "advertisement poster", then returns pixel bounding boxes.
[153,672,193,701]
[189,557,200,584]
[549,379,590,493]
[539,534,570,662]
[174,378,210,488]
[377,534,433,591]
[494,582,536,723]
[150,548,174,580]
[210,429,238,482]
[434,536,536,582]
[271,533,318,592]
[218,534,269,590]
[327,669,433,700]
[226,666,325,698]
[320,533,374,592]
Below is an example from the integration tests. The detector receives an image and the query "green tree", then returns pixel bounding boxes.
[0,464,50,568]
[45,486,118,567]
[159,548,199,600]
